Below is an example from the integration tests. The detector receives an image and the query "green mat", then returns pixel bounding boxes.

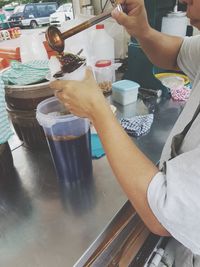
[2,60,50,86]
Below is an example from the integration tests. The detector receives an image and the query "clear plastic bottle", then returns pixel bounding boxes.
[94,59,113,95]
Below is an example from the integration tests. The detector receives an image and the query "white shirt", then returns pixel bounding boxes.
[147,35,200,255]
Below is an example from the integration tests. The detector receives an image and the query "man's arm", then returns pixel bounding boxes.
[51,74,170,236]
[112,0,183,70]
[91,101,169,236]
[136,28,183,70]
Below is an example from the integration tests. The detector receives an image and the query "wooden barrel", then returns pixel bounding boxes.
[5,81,54,110]
[0,142,14,178]
[7,107,47,149]
[3,79,53,149]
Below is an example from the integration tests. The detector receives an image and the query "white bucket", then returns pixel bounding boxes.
[161,12,188,37]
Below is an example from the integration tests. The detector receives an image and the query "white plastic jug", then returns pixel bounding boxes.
[161,12,188,37]
[20,33,48,63]
[90,24,115,65]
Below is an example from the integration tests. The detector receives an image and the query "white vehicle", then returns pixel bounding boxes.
[49,3,74,26]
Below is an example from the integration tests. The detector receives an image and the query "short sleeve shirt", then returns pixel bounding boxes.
[147,35,200,255]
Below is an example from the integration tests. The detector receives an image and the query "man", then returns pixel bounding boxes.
[51,0,200,265]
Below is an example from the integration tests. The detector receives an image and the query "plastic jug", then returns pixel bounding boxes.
[91,24,115,65]
[36,97,93,185]
[20,33,48,63]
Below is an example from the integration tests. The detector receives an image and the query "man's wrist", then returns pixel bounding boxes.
[134,24,153,42]
[89,98,113,126]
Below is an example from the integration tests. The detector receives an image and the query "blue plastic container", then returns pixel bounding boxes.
[112,79,140,105]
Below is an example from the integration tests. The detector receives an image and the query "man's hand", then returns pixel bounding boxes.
[50,67,107,121]
[112,0,183,70]
[112,0,151,38]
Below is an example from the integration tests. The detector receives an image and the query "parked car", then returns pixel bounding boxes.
[49,3,74,26]
[8,2,58,28]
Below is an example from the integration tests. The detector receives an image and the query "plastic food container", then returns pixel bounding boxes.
[112,80,140,105]
[94,60,113,95]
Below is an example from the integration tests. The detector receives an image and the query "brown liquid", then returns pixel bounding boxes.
[47,130,92,184]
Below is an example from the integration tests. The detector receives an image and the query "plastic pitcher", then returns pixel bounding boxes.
[90,24,115,65]
[36,96,92,185]
[20,34,48,63]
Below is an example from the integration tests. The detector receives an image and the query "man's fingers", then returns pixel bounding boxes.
[54,89,69,102]
[111,7,129,25]
[54,89,63,99]
[50,80,66,92]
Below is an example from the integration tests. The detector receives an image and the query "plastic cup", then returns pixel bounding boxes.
[48,55,86,81]
[36,96,92,185]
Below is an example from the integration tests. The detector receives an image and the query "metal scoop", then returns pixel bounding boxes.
[46,4,124,53]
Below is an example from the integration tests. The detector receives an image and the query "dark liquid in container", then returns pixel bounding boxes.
[47,130,92,184]
[12,120,47,148]
[0,142,14,179]
[7,108,47,149]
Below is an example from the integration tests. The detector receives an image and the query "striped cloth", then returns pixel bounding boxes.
[1,60,49,85]
[0,78,13,144]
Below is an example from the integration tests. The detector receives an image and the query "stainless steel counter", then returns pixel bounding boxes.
[1,96,183,267]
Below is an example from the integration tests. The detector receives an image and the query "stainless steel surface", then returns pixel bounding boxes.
[1,97,183,267]
[114,97,184,163]
[75,201,149,267]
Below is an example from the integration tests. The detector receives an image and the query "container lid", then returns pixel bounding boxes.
[96,24,104,29]
[167,11,186,17]
[112,79,140,92]
[36,96,76,128]
[95,60,111,68]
